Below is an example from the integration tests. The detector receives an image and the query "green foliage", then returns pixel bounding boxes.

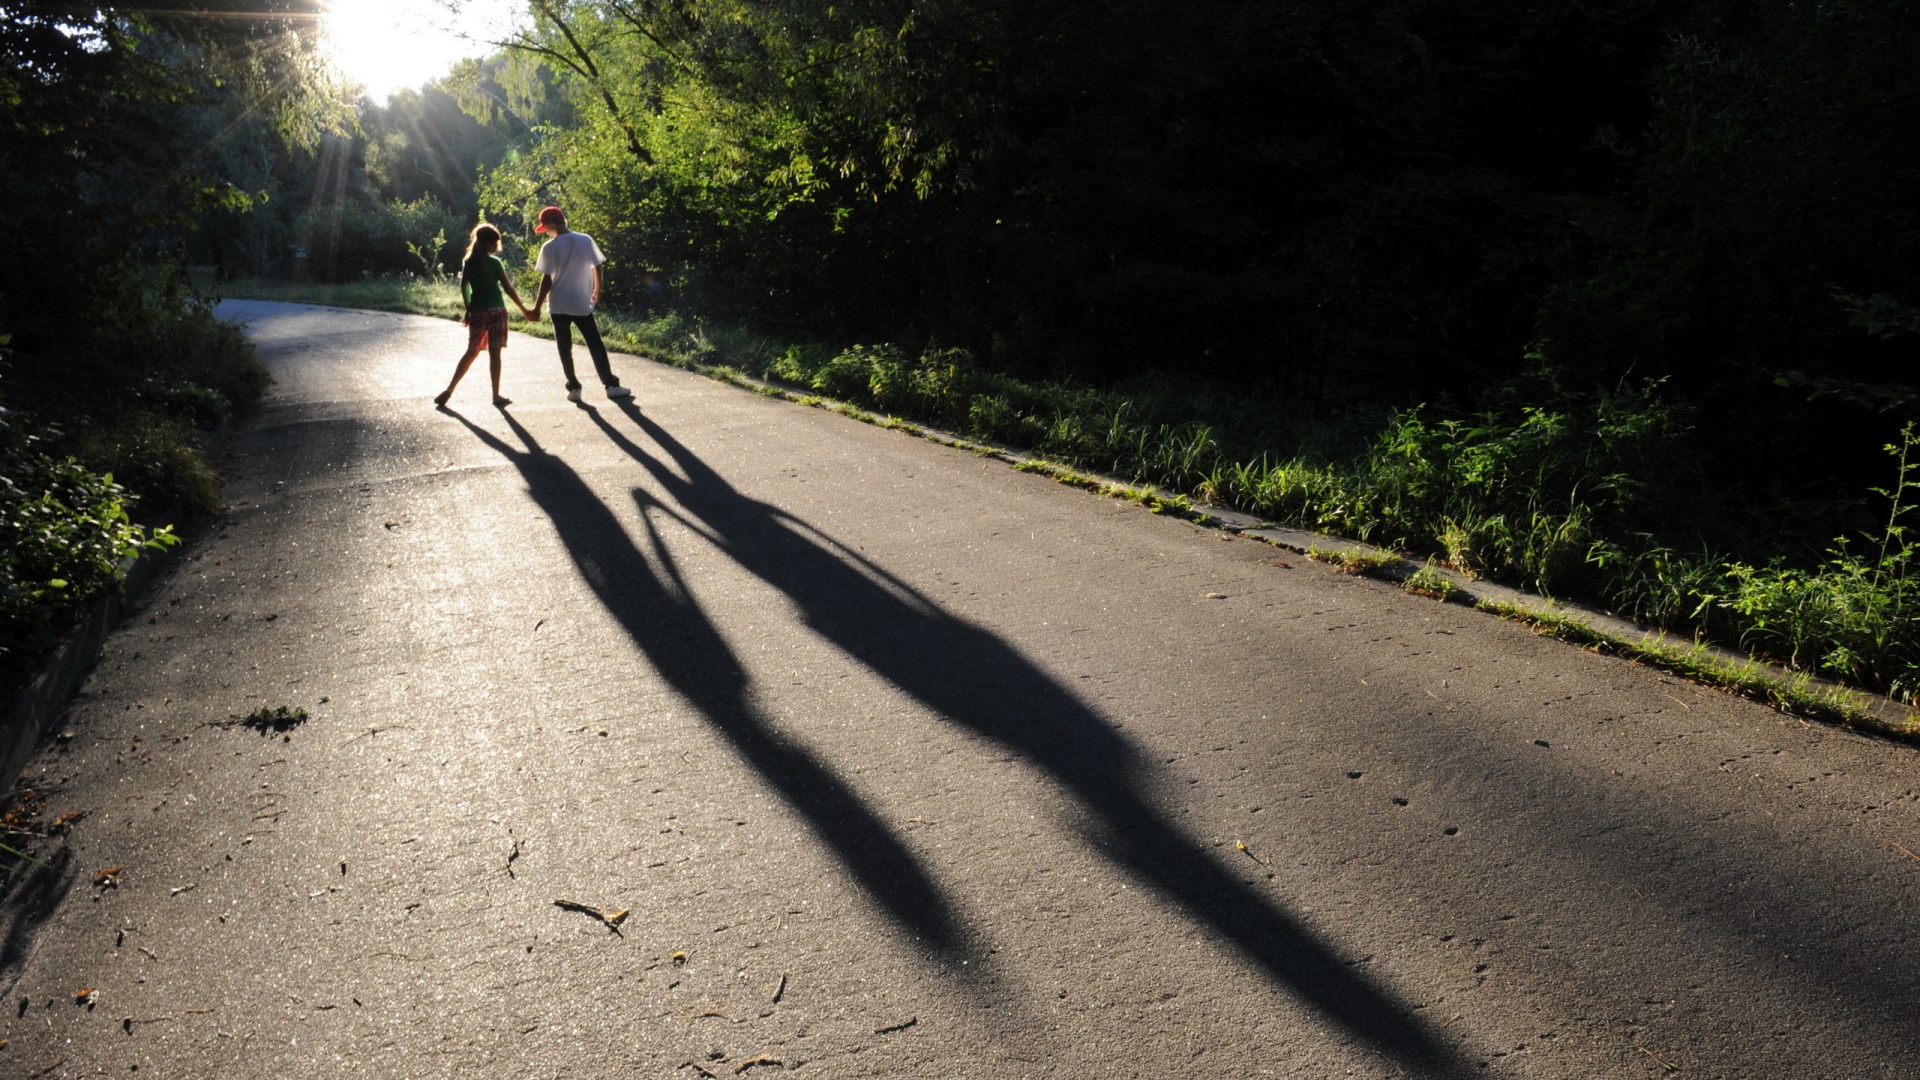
[1307,546,1405,577]
[1403,561,1461,601]
[240,705,308,734]
[296,196,464,281]
[1714,426,1920,700]
[219,273,469,321]
[0,438,176,671]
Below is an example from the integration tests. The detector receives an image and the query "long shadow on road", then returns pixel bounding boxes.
[579,402,1470,1076]
[447,408,962,952]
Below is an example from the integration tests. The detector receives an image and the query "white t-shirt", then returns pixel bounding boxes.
[534,231,607,316]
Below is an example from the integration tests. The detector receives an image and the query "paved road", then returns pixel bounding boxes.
[1,300,1917,1078]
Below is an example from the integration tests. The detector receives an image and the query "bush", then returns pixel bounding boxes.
[0,431,174,672]
[295,196,463,281]
[1713,426,1920,699]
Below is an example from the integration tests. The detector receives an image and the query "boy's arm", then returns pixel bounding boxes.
[533,274,553,318]
[592,264,603,307]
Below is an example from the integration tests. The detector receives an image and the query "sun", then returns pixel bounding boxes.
[322,0,522,100]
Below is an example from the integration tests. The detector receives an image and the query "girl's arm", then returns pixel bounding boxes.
[499,267,534,320]
[460,266,475,325]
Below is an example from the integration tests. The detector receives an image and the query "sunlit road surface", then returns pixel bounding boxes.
[2,299,1917,1078]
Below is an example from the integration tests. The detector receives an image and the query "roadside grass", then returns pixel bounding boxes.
[216,274,1920,721]
[217,274,468,321]
[1403,559,1462,600]
[1307,544,1405,576]
[1475,598,1910,739]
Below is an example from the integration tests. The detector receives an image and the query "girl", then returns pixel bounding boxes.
[436,223,535,407]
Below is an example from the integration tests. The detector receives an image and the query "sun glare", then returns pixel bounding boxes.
[322,0,522,100]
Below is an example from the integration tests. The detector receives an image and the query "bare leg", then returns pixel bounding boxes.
[437,342,483,406]
[489,343,510,406]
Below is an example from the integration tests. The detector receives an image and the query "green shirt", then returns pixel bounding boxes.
[462,254,506,311]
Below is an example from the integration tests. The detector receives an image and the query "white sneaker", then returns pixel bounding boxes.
[567,387,582,403]
[606,386,633,400]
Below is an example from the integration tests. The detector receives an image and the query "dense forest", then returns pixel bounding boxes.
[5,0,1920,698]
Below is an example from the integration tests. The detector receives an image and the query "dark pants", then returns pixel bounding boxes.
[552,312,619,390]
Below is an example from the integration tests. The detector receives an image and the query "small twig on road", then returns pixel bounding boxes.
[771,973,787,1004]
[1638,1046,1679,1071]
[1888,840,1920,862]
[555,899,628,934]
[874,1016,917,1035]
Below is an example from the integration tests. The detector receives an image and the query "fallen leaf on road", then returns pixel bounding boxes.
[74,989,95,1008]
[670,951,688,965]
[1203,592,1228,599]
[736,1055,782,1073]
[93,867,122,890]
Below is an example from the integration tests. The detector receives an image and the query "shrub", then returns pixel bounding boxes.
[0,435,175,671]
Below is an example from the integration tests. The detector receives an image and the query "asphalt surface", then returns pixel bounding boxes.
[1,299,1917,1078]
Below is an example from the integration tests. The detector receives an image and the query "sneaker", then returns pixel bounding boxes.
[567,387,582,403]
[606,385,633,400]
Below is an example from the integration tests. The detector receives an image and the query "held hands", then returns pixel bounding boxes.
[517,302,538,322]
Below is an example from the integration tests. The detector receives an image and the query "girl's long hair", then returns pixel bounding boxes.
[462,223,501,279]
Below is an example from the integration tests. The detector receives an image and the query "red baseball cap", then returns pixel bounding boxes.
[534,206,565,234]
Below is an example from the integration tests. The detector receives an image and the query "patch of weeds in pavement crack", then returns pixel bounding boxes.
[208,706,308,736]
[1403,559,1461,600]
[1307,544,1405,577]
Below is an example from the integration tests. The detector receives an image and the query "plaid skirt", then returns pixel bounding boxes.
[466,307,510,349]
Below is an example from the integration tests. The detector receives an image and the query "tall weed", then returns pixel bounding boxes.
[1716,426,1920,699]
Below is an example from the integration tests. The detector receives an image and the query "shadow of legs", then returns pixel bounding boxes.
[450,409,962,950]
[585,402,1467,1074]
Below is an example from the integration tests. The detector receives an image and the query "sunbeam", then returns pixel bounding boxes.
[322,0,520,99]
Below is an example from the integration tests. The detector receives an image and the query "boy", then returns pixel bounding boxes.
[530,206,632,402]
